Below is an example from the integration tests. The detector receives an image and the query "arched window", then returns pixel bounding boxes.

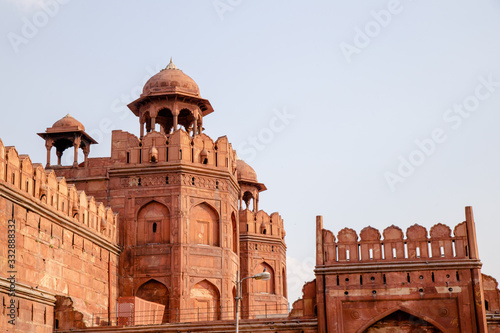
[190,280,220,321]
[137,202,170,245]
[254,262,275,294]
[190,203,219,246]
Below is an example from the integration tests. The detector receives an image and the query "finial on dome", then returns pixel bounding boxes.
[165,57,178,70]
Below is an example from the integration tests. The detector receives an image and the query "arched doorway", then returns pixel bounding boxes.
[363,310,442,332]
[136,280,169,323]
[190,280,221,321]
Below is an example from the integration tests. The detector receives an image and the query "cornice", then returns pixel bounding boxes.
[0,276,56,306]
[240,234,287,248]
[315,259,482,274]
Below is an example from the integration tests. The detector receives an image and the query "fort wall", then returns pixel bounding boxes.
[0,139,119,332]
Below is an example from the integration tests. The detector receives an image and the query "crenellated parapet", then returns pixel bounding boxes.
[0,138,117,244]
[320,220,471,265]
[110,129,237,175]
[239,209,286,239]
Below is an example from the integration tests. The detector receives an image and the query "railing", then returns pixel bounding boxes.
[486,313,500,320]
[86,303,290,327]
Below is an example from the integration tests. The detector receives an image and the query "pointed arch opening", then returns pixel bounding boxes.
[143,111,152,133]
[254,262,275,294]
[136,279,169,323]
[361,309,444,332]
[189,280,221,321]
[137,201,170,245]
[178,108,195,133]
[190,202,219,246]
[242,191,254,210]
[157,108,174,134]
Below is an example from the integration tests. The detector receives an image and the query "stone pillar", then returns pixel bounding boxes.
[73,144,78,167]
[198,116,203,134]
[56,150,63,166]
[45,139,53,168]
[315,216,327,333]
[46,145,52,167]
[466,206,488,332]
[73,135,82,167]
[151,117,156,132]
[83,145,90,167]
[193,119,198,137]
[140,120,145,138]
[173,109,179,131]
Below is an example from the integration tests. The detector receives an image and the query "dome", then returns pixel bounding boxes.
[51,114,85,131]
[142,58,200,97]
[236,159,258,183]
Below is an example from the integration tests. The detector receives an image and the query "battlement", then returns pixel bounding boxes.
[317,207,479,266]
[239,209,286,239]
[0,138,117,243]
[110,129,237,174]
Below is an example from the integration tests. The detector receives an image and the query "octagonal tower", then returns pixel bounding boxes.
[44,60,288,323]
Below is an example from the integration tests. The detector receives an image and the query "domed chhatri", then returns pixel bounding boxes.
[236,158,267,212]
[236,159,258,183]
[51,114,85,131]
[128,58,214,138]
[142,58,201,97]
[38,114,97,168]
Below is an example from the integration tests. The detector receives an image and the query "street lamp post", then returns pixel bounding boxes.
[235,270,271,333]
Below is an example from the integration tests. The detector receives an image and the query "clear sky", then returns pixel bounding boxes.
[1,0,500,306]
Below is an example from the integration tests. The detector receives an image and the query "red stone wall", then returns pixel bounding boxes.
[0,140,119,332]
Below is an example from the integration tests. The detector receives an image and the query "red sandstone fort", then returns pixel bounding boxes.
[0,60,498,332]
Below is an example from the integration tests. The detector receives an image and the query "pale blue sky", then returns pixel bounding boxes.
[1,0,500,305]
